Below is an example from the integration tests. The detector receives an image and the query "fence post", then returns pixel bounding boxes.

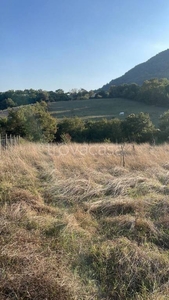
[5,134,7,149]
[10,134,12,147]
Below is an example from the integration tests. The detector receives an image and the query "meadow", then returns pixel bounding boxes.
[48,98,167,125]
[0,142,169,299]
[0,98,167,127]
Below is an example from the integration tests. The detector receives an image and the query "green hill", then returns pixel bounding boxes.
[102,49,169,90]
[48,97,166,126]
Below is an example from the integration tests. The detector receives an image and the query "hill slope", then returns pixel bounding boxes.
[48,97,166,125]
[102,49,169,90]
[1,143,169,299]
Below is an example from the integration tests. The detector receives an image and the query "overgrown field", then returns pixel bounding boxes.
[48,98,167,125]
[1,143,169,299]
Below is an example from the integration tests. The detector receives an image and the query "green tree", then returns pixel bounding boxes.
[85,118,123,143]
[55,117,85,142]
[109,84,140,100]
[6,102,57,142]
[122,112,155,143]
[106,119,123,142]
[5,98,16,107]
[138,78,169,106]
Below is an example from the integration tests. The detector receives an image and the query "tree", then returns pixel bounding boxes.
[84,118,123,143]
[122,112,156,143]
[36,90,49,102]
[55,89,64,94]
[6,102,57,142]
[55,117,85,142]
[5,98,16,107]
[138,78,169,106]
[109,84,140,100]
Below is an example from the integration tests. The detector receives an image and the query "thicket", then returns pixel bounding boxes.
[0,102,57,142]
[55,112,169,144]
[1,101,169,144]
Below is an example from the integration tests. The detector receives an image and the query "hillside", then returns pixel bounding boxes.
[102,49,169,90]
[1,143,169,299]
[48,97,166,126]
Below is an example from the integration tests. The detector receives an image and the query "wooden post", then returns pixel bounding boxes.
[10,134,12,147]
[5,134,7,149]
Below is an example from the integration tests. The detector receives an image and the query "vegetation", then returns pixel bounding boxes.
[48,97,166,125]
[1,51,169,116]
[0,89,70,110]
[55,113,156,144]
[121,112,156,143]
[0,102,57,142]
[1,103,169,144]
[1,79,169,114]
[108,78,169,106]
[1,142,169,299]
[2,49,169,299]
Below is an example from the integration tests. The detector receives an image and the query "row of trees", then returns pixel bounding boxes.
[0,88,95,110]
[1,101,169,144]
[0,89,70,109]
[55,114,157,144]
[108,78,169,106]
[1,78,169,110]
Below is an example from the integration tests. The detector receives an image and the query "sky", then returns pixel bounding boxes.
[0,0,169,92]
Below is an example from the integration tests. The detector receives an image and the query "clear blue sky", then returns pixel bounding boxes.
[0,0,169,92]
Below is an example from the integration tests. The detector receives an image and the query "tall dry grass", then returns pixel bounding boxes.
[0,142,169,299]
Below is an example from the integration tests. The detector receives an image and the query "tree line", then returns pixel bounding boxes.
[1,78,169,110]
[0,89,70,109]
[1,102,169,144]
[108,78,169,106]
[55,113,167,144]
[0,88,95,110]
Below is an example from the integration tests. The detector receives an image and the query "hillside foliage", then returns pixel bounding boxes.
[108,78,169,106]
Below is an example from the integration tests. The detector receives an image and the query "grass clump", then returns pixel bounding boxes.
[85,238,169,300]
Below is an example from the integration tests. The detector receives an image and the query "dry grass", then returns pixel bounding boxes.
[0,142,169,299]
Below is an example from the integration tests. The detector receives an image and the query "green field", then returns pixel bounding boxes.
[48,98,168,126]
[0,98,167,126]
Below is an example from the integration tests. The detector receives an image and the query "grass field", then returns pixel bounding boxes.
[48,98,168,126]
[0,98,167,126]
[1,142,169,299]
